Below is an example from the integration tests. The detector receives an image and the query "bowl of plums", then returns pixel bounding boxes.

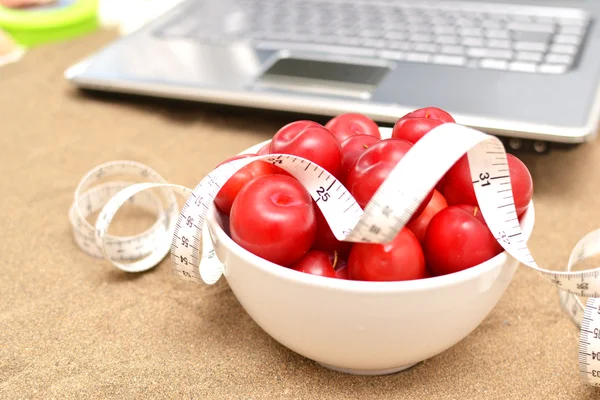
[205,107,535,375]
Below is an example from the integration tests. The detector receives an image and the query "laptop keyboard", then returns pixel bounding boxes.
[155,0,592,75]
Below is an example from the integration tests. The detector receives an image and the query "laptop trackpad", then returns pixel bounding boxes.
[254,56,391,99]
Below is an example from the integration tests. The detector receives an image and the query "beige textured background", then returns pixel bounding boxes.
[2,31,600,399]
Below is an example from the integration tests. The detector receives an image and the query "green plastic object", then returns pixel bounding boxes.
[0,0,99,47]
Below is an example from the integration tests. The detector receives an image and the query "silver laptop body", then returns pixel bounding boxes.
[65,0,600,149]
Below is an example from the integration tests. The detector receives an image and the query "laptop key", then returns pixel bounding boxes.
[430,17,449,26]
[407,25,431,34]
[385,31,407,40]
[380,50,406,60]
[558,17,588,27]
[255,41,377,57]
[360,29,382,38]
[429,16,448,25]
[460,27,483,37]
[389,41,411,51]
[436,35,459,45]
[509,61,537,72]
[485,29,510,39]
[488,39,510,48]
[455,18,478,27]
[481,20,503,29]
[414,43,437,53]
[433,25,456,35]
[514,41,547,52]
[463,37,485,47]
[506,22,555,33]
[511,31,552,43]
[560,25,585,36]
[468,48,511,59]
[539,64,568,74]
[406,52,432,62]
[441,45,464,55]
[480,58,509,69]
[554,34,581,45]
[516,51,544,63]
[546,53,574,65]
[432,54,466,66]
[410,33,433,43]
[550,43,577,55]
[361,19,384,30]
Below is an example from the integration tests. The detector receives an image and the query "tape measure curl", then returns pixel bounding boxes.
[70,123,600,387]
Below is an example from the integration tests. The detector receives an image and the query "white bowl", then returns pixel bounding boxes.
[205,129,535,375]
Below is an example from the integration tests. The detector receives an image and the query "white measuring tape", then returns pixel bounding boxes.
[69,123,600,387]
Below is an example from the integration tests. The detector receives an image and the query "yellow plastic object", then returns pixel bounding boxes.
[0,0,98,47]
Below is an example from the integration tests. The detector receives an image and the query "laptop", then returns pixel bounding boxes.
[65,0,600,152]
